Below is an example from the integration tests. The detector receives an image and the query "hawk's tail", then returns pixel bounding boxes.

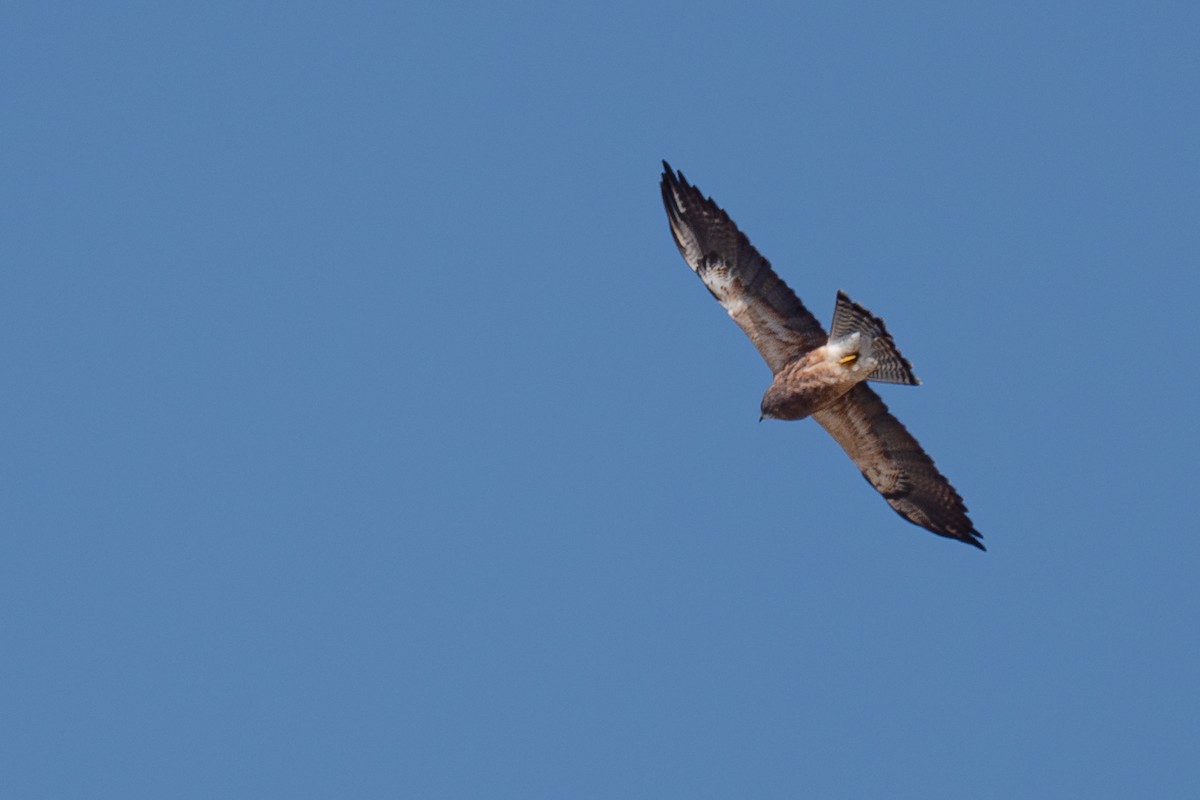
[829,291,920,386]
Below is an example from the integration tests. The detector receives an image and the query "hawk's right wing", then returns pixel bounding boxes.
[814,384,984,549]
[660,162,827,374]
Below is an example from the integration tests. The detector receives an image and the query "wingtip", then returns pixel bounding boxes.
[959,527,986,551]
[661,160,689,189]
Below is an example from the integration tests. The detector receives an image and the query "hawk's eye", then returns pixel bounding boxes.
[839,354,858,366]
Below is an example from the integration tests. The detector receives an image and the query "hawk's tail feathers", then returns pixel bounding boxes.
[830,291,920,386]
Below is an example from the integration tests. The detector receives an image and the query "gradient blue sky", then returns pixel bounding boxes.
[4,2,1198,797]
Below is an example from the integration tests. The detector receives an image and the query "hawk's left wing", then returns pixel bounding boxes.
[660,162,827,374]
[813,384,984,549]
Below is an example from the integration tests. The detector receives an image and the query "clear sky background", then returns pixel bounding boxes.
[4,2,1198,797]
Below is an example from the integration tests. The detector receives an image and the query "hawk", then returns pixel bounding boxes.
[660,161,983,550]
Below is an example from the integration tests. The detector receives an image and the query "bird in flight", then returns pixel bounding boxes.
[660,161,983,550]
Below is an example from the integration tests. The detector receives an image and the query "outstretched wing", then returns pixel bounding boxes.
[660,161,826,374]
[813,384,983,549]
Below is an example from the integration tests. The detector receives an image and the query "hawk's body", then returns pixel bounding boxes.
[762,342,870,422]
[660,161,983,550]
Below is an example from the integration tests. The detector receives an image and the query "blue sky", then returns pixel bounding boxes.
[3,2,1198,797]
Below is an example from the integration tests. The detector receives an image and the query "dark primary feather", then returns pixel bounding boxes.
[813,385,984,549]
[660,161,826,374]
